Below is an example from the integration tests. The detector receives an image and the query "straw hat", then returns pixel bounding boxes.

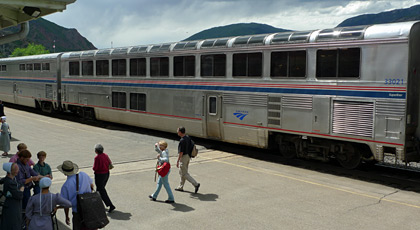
[57,160,79,176]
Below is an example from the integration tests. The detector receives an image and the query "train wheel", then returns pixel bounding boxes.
[336,144,361,169]
[279,141,297,159]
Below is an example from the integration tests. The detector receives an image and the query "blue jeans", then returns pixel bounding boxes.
[152,171,174,201]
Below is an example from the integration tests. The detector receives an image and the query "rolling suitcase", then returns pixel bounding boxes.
[76,174,109,229]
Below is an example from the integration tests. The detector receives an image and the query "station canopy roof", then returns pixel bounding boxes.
[0,0,76,29]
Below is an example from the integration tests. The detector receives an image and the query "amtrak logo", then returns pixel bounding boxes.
[233,111,248,120]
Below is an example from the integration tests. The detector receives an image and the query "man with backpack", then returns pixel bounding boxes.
[175,126,200,193]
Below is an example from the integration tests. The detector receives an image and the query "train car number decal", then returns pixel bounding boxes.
[385,79,404,85]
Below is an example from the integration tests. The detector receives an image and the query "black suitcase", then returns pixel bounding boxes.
[76,174,109,229]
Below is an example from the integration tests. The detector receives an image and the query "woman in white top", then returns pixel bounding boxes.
[149,140,175,203]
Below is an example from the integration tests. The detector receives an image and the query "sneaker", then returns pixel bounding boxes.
[174,188,184,192]
[165,200,175,203]
[194,183,200,194]
[148,195,156,201]
[108,205,116,213]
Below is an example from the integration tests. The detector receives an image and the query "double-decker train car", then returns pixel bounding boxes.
[1,21,420,168]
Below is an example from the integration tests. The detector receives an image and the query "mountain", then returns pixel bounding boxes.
[337,4,420,27]
[0,18,96,57]
[184,23,291,41]
[185,5,420,41]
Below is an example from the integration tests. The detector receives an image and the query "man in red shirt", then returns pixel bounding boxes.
[92,144,115,212]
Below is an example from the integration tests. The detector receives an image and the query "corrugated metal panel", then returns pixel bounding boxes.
[282,95,313,110]
[268,96,281,127]
[333,101,373,137]
[223,93,267,106]
[375,100,406,116]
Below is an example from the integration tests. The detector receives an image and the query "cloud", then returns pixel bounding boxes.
[45,0,420,49]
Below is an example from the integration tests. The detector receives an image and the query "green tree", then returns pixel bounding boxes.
[10,43,50,57]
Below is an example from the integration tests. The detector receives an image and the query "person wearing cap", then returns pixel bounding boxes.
[0,162,24,230]
[92,144,116,212]
[58,160,95,230]
[25,177,72,230]
[0,116,11,157]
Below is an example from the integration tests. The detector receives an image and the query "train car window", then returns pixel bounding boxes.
[201,54,226,77]
[271,33,293,44]
[19,64,26,71]
[82,61,93,76]
[129,46,147,54]
[0,65,6,72]
[209,97,217,115]
[42,63,50,71]
[173,42,187,50]
[234,36,251,46]
[201,40,216,48]
[213,38,229,47]
[248,35,266,45]
[69,61,80,76]
[289,51,306,77]
[26,63,33,71]
[34,63,41,71]
[271,51,306,78]
[316,48,360,78]
[130,93,146,111]
[112,92,126,109]
[338,48,360,77]
[184,41,198,50]
[233,52,262,77]
[112,48,128,55]
[130,58,146,77]
[150,45,161,52]
[174,56,195,77]
[316,50,336,78]
[159,44,171,52]
[97,49,111,56]
[271,52,287,77]
[112,59,127,76]
[289,31,311,42]
[96,60,109,76]
[150,57,169,77]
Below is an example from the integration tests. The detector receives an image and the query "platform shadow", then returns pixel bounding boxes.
[107,210,132,221]
[169,202,195,212]
[189,193,218,201]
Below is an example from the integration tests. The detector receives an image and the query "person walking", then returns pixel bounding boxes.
[0,162,24,230]
[0,116,11,156]
[58,160,95,230]
[149,140,175,203]
[25,177,72,230]
[175,126,200,193]
[92,144,116,212]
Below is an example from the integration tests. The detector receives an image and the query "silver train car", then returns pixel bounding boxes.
[1,21,420,168]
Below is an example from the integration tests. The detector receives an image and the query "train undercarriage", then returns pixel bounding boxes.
[273,133,375,169]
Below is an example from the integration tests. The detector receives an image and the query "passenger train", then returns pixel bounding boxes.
[1,21,420,169]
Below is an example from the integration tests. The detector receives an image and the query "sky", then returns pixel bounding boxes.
[44,0,420,49]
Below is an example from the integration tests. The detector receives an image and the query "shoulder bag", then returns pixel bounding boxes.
[156,162,170,177]
[76,174,109,229]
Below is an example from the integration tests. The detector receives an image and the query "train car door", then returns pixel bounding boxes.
[206,94,221,139]
[13,83,17,103]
